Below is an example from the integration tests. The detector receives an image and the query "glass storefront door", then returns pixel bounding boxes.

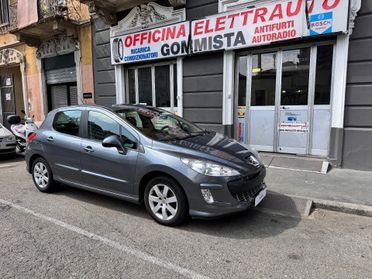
[236,44,334,156]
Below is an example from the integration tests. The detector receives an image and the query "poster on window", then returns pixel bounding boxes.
[191,0,349,53]
[111,21,190,65]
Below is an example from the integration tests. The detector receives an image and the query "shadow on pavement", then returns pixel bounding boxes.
[54,185,301,240]
[0,152,25,164]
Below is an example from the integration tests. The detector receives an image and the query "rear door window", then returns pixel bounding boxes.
[53,110,82,136]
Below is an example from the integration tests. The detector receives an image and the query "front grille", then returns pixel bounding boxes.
[0,137,3,142]
[233,183,264,202]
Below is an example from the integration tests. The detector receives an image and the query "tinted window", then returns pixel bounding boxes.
[88,111,137,149]
[117,108,203,142]
[53,110,81,136]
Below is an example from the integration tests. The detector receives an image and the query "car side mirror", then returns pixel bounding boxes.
[102,135,127,155]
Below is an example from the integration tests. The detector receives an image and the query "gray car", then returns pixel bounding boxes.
[26,105,267,226]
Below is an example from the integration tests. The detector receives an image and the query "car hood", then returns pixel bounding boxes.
[153,132,263,174]
[0,126,12,137]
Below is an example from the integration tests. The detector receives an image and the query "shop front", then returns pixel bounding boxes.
[100,0,362,166]
[236,42,334,156]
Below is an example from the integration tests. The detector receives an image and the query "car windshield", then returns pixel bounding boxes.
[115,108,204,141]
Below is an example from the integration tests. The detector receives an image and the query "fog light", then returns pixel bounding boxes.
[201,189,214,204]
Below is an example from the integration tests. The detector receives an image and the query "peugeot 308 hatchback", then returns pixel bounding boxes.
[26,105,267,226]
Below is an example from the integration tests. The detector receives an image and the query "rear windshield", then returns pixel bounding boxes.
[115,108,203,141]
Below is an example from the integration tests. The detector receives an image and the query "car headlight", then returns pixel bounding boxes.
[181,158,240,177]
[6,135,15,141]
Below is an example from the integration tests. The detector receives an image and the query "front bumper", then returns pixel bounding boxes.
[188,168,267,219]
[0,141,17,155]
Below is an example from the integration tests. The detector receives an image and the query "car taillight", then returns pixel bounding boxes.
[27,133,37,143]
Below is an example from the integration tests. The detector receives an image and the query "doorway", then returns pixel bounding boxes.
[235,43,334,156]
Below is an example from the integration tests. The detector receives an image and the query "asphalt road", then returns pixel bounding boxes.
[0,158,372,279]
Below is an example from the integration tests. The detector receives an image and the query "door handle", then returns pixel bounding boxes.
[84,146,94,153]
[47,136,54,143]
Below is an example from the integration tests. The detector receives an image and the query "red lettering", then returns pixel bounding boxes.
[269,4,283,21]
[254,8,268,24]
[177,24,186,38]
[227,13,240,28]
[166,26,176,40]
[133,33,140,46]
[124,36,132,48]
[152,30,161,42]
[194,21,204,35]
[215,16,226,31]
[323,0,341,10]
[140,32,147,45]
[306,0,314,13]
[287,0,302,17]
[204,19,214,33]
[241,10,253,26]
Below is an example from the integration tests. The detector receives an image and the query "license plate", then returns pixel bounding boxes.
[255,188,267,207]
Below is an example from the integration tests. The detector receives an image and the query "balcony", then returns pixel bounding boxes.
[0,0,18,35]
[10,0,89,45]
[79,0,185,23]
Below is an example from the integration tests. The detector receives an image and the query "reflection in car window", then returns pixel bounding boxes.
[53,110,81,136]
[88,111,120,141]
[116,108,204,141]
[88,111,137,149]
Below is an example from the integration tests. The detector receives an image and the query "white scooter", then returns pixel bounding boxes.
[7,110,38,152]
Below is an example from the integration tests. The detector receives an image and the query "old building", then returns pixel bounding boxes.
[0,0,94,127]
[65,0,372,171]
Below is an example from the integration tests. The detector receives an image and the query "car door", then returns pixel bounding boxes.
[80,110,139,195]
[41,109,83,183]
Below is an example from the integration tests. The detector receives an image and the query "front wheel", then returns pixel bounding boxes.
[32,158,56,193]
[144,176,188,226]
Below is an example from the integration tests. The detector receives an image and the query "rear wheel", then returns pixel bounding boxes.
[32,158,56,193]
[144,176,188,226]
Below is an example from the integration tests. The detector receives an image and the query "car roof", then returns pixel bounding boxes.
[112,104,164,113]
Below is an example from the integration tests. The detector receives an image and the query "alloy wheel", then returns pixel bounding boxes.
[33,162,49,189]
[148,184,178,221]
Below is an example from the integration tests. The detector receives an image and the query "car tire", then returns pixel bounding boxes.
[144,176,188,226]
[32,158,56,193]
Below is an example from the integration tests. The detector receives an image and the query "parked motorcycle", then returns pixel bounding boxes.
[7,110,38,152]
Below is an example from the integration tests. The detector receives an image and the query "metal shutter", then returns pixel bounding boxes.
[46,67,77,85]
[69,85,78,105]
[51,85,68,110]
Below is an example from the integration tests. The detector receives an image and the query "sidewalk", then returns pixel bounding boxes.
[265,167,372,207]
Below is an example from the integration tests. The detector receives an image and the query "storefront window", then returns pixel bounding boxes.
[128,69,136,104]
[138,67,152,105]
[315,45,333,105]
[126,62,178,112]
[238,56,247,106]
[281,48,310,106]
[155,65,170,107]
[251,53,276,106]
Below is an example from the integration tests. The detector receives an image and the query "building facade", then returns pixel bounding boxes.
[0,0,94,128]
[87,0,370,171]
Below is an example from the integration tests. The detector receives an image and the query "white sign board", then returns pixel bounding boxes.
[191,0,349,53]
[111,22,190,65]
[280,122,310,133]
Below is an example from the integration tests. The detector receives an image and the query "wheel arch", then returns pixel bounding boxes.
[138,171,188,205]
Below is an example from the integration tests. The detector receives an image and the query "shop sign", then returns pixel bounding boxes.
[191,0,348,53]
[111,22,190,65]
[280,122,309,133]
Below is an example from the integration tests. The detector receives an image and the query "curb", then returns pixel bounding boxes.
[259,192,372,219]
[311,199,372,218]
